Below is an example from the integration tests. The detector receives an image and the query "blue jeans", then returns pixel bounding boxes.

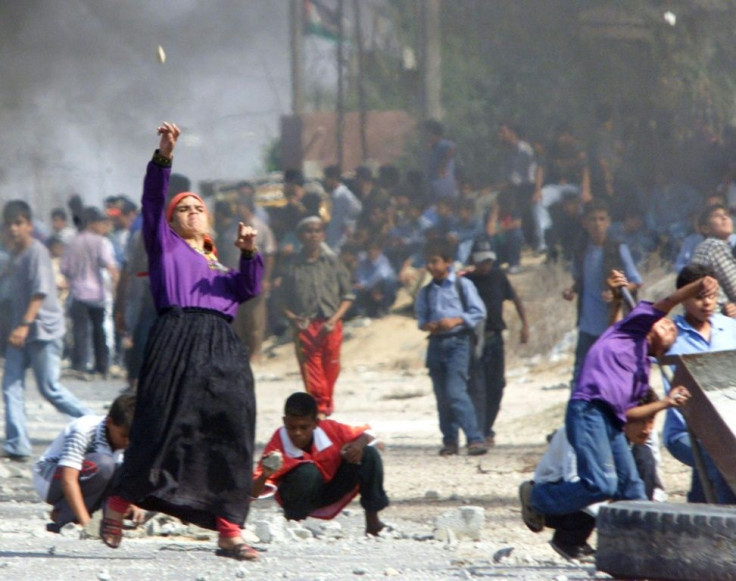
[531,399,646,515]
[3,338,89,457]
[427,333,483,446]
[667,432,736,504]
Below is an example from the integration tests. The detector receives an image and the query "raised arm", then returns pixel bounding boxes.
[142,122,181,255]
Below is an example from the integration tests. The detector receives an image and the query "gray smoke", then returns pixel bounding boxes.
[0,0,291,213]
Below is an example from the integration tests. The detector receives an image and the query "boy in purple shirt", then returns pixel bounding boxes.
[522,269,716,525]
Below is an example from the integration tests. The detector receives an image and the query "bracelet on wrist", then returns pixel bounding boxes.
[241,247,258,259]
[152,149,173,167]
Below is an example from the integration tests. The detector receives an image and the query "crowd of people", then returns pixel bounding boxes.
[5,110,736,564]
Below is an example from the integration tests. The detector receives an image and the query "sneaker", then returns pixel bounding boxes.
[518,480,545,532]
[3,452,30,463]
[467,442,488,456]
[438,444,459,457]
[484,435,496,447]
[549,539,596,563]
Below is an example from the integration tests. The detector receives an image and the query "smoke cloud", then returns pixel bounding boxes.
[0,0,290,213]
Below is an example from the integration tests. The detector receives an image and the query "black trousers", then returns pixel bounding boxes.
[278,446,389,521]
[69,300,108,375]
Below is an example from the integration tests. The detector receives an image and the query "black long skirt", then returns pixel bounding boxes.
[114,306,255,530]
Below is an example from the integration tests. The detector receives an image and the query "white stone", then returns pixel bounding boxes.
[254,518,289,543]
[60,523,81,538]
[319,521,343,538]
[433,506,484,541]
[262,450,283,471]
[97,570,111,581]
[288,526,312,541]
[384,567,400,576]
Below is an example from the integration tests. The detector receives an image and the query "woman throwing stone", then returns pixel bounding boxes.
[101,122,262,561]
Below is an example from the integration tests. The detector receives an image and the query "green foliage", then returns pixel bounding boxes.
[263,137,282,174]
[303,0,736,185]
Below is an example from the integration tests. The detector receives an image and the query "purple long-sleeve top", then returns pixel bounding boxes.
[571,301,664,427]
[142,160,262,318]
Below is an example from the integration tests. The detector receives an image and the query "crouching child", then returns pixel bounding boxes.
[522,389,679,562]
[252,392,389,535]
[33,394,137,531]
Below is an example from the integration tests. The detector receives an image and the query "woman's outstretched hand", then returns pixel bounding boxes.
[157,122,181,159]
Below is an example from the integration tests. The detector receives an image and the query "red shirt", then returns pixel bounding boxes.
[253,419,372,519]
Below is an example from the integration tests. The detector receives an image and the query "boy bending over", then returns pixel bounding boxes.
[33,394,139,531]
[252,392,389,535]
[524,269,715,522]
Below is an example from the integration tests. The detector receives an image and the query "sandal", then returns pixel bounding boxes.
[100,516,123,549]
[215,542,259,561]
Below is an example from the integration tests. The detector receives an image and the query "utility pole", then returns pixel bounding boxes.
[336,0,345,173]
[283,0,305,172]
[354,0,368,162]
[421,0,442,121]
[290,0,304,116]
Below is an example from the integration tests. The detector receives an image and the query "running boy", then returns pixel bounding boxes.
[33,394,137,530]
[415,238,488,456]
[252,392,389,535]
[2,200,89,460]
[525,269,716,520]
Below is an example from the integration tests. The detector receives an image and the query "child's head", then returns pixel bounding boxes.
[366,237,385,261]
[46,235,65,259]
[339,242,360,272]
[470,238,496,272]
[677,263,719,325]
[458,199,475,222]
[3,200,34,250]
[582,200,611,244]
[283,392,319,450]
[436,198,455,217]
[562,191,581,216]
[699,203,733,240]
[50,208,68,231]
[647,317,677,357]
[105,394,136,451]
[624,389,658,445]
[423,238,455,280]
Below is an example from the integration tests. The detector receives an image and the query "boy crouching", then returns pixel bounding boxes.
[33,394,138,531]
[252,392,389,535]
